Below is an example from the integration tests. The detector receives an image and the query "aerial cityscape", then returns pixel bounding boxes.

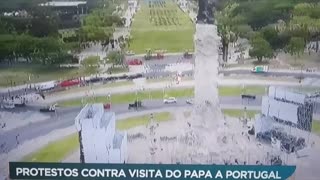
[1,0,320,179]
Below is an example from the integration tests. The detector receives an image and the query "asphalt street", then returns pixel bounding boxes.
[2,54,320,98]
[221,69,320,79]
[3,68,320,98]
[1,96,320,155]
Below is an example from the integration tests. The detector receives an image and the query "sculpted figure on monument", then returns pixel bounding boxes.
[197,0,215,24]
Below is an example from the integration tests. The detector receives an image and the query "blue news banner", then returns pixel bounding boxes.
[9,162,296,180]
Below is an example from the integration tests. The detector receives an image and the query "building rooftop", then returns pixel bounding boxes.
[101,111,115,129]
[269,86,306,104]
[75,104,109,131]
[39,1,87,7]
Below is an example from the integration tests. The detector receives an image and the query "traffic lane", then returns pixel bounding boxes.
[2,69,320,98]
[127,54,194,64]
[221,70,320,78]
[0,103,189,154]
[219,96,262,106]
[145,70,193,78]
[0,110,79,154]
[4,96,320,115]
[0,98,260,154]
[0,99,192,154]
[0,88,37,98]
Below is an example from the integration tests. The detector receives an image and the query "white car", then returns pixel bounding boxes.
[186,99,193,105]
[2,103,15,109]
[163,97,177,104]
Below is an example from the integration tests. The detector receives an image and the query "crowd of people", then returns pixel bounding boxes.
[0,92,43,109]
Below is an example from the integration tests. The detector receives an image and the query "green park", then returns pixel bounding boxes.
[129,0,194,53]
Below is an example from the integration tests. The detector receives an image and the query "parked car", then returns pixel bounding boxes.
[59,79,80,88]
[128,101,143,110]
[40,104,57,112]
[104,103,111,110]
[2,103,15,109]
[252,66,269,73]
[127,59,143,65]
[241,94,256,100]
[163,97,177,104]
[186,99,193,105]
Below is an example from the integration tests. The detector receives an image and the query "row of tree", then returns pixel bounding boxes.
[0,34,74,65]
[216,0,320,63]
[0,0,125,64]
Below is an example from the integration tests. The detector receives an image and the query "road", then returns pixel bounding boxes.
[221,69,320,79]
[2,53,320,98]
[1,96,320,155]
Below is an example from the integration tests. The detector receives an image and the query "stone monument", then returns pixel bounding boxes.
[197,0,215,24]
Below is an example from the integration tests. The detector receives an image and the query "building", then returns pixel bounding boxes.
[75,104,127,163]
[261,87,313,131]
[39,1,88,29]
[254,87,315,154]
[178,0,188,8]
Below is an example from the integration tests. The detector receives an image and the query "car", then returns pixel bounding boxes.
[104,103,111,110]
[2,103,15,109]
[251,66,269,73]
[163,97,177,104]
[128,101,143,110]
[241,94,256,100]
[127,59,142,65]
[186,99,193,105]
[40,104,57,112]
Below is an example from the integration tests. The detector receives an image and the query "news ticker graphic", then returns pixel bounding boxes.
[9,162,296,180]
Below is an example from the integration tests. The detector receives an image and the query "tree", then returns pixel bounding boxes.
[216,3,241,63]
[286,37,305,63]
[15,34,38,62]
[0,34,18,64]
[107,51,124,66]
[249,35,273,62]
[234,24,253,39]
[30,37,63,64]
[81,56,100,74]
[29,17,58,37]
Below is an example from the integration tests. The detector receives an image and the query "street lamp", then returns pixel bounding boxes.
[108,93,111,104]
[162,87,165,100]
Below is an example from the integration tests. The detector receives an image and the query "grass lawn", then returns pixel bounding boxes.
[219,86,267,96]
[60,88,194,107]
[222,109,260,119]
[117,112,172,130]
[312,120,320,135]
[22,112,172,162]
[289,87,320,93]
[0,65,92,87]
[23,133,79,162]
[106,67,129,74]
[129,0,194,53]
